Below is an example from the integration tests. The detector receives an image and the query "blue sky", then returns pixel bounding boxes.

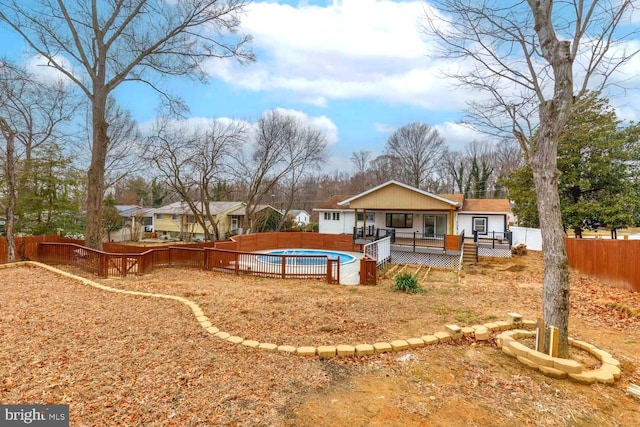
[2,0,640,172]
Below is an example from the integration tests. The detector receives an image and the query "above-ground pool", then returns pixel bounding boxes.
[257,249,356,266]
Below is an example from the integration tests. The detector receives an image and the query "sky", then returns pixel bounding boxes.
[2,0,640,173]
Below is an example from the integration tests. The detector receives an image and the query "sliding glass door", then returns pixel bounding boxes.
[423,214,447,237]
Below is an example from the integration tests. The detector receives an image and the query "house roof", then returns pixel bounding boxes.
[289,209,309,216]
[461,198,512,213]
[227,204,283,216]
[153,201,244,215]
[315,194,355,210]
[337,180,460,207]
[118,206,154,217]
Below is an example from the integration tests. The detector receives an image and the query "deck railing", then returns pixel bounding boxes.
[473,231,513,248]
[37,241,341,284]
[390,230,447,251]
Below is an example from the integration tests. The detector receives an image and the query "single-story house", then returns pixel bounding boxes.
[314,180,513,266]
[315,180,511,238]
[288,209,311,227]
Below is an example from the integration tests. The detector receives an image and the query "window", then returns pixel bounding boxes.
[156,214,164,220]
[424,214,447,236]
[323,212,340,221]
[357,212,375,222]
[473,217,488,235]
[386,213,413,228]
[172,214,179,221]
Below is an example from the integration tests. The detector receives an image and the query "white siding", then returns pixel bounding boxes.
[295,212,310,225]
[318,211,355,234]
[456,213,507,235]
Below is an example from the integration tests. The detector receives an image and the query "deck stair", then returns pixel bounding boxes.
[462,240,478,265]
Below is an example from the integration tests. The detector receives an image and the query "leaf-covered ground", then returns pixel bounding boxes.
[1,252,639,426]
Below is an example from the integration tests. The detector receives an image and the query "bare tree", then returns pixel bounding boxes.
[444,151,472,195]
[0,60,73,261]
[350,150,372,174]
[0,0,253,249]
[77,97,142,191]
[494,138,525,197]
[423,0,639,356]
[275,124,328,230]
[150,118,246,240]
[368,154,398,187]
[385,122,447,190]
[231,110,328,232]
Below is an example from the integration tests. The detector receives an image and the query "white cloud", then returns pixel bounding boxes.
[204,0,466,110]
[271,107,339,145]
[23,54,75,85]
[139,109,339,146]
[433,122,490,152]
[374,123,396,134]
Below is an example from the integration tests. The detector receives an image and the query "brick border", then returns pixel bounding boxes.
[2,262,621,384]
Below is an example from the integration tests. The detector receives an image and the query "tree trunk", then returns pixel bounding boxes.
[531,102,571,358]
[5,131,16,262]
[85,91,109,250]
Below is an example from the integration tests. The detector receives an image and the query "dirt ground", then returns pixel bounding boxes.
[1,252,639,426]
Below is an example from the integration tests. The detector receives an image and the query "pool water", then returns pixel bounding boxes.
[258,249,356,265]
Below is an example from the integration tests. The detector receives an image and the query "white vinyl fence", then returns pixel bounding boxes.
[510,227,542,251]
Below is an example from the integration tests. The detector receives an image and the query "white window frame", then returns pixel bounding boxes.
[472,217,488,235]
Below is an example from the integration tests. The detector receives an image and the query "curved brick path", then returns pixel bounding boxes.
[1,261,620,384]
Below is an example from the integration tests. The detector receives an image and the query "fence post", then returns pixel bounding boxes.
[413,231,416,252]
[122,253,127,277]
[281,256,286,279]
[327,259,332,284]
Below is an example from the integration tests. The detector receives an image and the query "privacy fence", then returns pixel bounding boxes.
[4,233,363,284]
[565,237,640,292]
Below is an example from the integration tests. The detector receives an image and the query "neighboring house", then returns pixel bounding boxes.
[115,205,154,231]
[226,204,284,233]
[314,180,511,238]
[288,209,311,227]
[152,201,245,240]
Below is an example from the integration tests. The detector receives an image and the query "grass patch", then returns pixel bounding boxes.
[454,308,478,324]
[392,272,425,294]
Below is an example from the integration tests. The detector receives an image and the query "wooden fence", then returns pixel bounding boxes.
[31,232,362,284]
[565,238,640,292]
[0,235,72,262]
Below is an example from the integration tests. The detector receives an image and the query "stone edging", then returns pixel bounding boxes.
[497,329,621,384]
[3,262,620,384]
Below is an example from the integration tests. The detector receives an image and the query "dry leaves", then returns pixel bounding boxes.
[1,253,639,426]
